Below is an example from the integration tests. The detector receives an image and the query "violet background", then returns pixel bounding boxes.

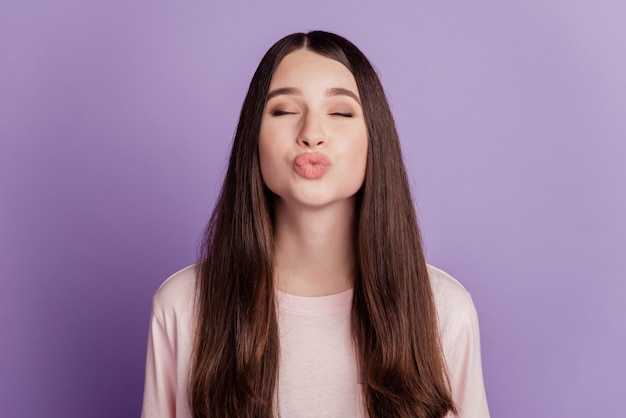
[1,1,625,417]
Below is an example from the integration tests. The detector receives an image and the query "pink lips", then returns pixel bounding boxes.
[294,152,331,179]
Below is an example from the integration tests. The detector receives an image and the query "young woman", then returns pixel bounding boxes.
[141,31,489,418]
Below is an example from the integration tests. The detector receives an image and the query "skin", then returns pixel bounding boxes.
[258,48,368,296]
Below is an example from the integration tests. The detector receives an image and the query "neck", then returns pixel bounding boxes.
[273,199,356,296]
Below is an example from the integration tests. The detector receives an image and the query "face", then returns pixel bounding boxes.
[258,49,368,210]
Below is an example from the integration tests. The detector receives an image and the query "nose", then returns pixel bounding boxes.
[297,111,326,148]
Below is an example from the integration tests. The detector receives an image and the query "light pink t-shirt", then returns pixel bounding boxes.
[141,265,489,417]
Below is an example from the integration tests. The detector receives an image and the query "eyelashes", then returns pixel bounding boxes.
[330,112,353,118]
[270,110,354,118]
[271,109,295,116]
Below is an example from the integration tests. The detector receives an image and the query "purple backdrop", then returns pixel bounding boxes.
[1,1,625,417]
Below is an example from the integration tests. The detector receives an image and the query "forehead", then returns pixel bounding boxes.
[269,49,358,93]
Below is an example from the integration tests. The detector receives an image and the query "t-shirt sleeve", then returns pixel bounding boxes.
[141,299,177,418]
[140,266,196,418]
[442,293,490,418]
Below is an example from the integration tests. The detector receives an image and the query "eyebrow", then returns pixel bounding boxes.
[266,87,361,105]
[328,87,361,105]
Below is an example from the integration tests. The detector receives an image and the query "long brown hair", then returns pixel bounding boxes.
[191,31,456,418]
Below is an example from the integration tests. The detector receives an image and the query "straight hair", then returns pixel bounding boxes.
[190,31,456,418]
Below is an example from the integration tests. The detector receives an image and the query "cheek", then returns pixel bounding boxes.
[258,123,273,167]
[258,133,284,193]
[352,127,369,171]
[340,129,368,190]
[258,143,275,186]
[355,130,369,186]
[355,143,368,186]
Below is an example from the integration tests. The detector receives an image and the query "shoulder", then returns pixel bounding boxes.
[427,264,473,312]
[426,264,478,337]
[151,264,198,322]
[427,265,490,417]
[142,266,198,418]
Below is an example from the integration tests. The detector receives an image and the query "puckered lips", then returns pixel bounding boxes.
[293,152,331,179]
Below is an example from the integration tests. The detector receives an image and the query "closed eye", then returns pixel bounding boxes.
[330,112,353,118]
[271,109,297,116]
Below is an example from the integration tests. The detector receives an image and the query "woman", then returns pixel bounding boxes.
[141,31,489,418]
